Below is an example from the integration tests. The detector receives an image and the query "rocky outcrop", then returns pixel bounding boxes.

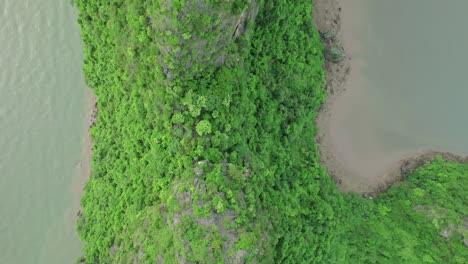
[153,0,259,80]
[324,46,346,62]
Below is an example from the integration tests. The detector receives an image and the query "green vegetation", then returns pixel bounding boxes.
[73,0,467,263]
[331,159,467,263]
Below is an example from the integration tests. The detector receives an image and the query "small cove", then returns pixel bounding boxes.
[316,0,468,193]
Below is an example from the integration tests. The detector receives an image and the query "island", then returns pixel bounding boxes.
[73,0,467,262]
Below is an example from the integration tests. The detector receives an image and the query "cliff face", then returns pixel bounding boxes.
[152,0,258,80]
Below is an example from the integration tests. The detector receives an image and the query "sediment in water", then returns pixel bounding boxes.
[313,0,468,196]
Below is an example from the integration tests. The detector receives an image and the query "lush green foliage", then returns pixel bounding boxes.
[331,159,468,263]
[74,0,341,262]
[74,0,467,263]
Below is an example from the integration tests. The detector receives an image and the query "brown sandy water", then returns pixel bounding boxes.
[315,0,468,194]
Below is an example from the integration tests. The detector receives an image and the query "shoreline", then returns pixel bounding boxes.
[313,0,468,196]
[71,2,467,200]
[80,88,96,189]
[73,88,96,213]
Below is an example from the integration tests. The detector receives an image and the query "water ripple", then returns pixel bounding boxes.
[0,0,86,263]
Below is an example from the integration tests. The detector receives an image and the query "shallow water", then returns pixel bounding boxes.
[0,0,86,262]
[326,0,468,192]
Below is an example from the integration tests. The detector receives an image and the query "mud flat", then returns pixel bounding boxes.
[313,0,468,196]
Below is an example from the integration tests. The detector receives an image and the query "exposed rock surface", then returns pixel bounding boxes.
[324,46,346,62]
[153,0,259,80]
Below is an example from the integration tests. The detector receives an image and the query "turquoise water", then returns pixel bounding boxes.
[0,0,86,262]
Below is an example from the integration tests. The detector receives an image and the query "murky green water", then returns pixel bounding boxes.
[327,0,468,192]
[0,0,86,262]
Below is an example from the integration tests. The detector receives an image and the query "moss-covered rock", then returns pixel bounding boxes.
[324,46,346,62]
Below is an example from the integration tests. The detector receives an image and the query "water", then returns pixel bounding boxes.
[324,0,468,192]
[0,0,86,263]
